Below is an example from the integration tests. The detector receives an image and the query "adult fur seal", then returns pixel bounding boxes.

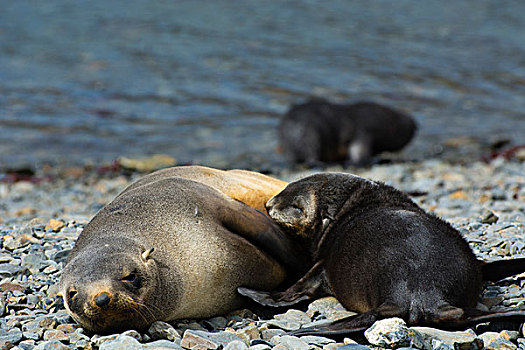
[117,165,287,215]
[239,173,525,335]
[278,99,417,166]
[59,171,304,334]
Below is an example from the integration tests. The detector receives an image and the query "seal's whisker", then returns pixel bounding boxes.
[130,299,158,323]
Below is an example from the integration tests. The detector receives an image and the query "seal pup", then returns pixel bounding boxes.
[59,176,306,334]
[239,173,525,334]
[278,98,417,166]
[117,165,288,215]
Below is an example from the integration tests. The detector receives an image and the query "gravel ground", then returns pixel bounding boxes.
[1,157,524,349]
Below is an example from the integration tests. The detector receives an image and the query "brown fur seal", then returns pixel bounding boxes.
[59,173,305,334]
[278,99,417,166]
[239,173,525,335]
[118,165,287,215]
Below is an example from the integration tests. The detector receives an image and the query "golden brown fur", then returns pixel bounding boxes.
[119,165,288,215]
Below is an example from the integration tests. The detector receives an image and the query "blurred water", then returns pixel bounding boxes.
[1,1,524,170]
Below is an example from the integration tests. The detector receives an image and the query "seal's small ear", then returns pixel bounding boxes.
[141,248,154,262]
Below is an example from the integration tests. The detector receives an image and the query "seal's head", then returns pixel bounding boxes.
[59,243,161,334]
[266,173,378,239]
[265,180,318,238]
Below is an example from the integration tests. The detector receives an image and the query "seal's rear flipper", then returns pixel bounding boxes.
[238,261,328,307]
[434,308,525,331]
[290,302,401,337]
[481,258,525,282]
[289,306,525,337]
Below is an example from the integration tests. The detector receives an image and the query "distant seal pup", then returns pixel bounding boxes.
[278,99,417,166]
[239,173,525,334]
[59,176,305,334]
[118,165,288,215]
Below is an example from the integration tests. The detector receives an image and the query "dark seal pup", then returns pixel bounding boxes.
[278,99,417,166]
[59,173,304,334]
[239,173,525,335]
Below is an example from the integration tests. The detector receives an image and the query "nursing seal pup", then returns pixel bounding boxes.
[59,166,305,334]
[239,173,525,334]
[278,99,417,166]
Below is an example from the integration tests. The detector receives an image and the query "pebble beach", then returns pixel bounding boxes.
[1,156,524,350]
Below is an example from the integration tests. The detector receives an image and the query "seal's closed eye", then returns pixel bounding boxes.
[121,270,141,289]
[68,288,78,301]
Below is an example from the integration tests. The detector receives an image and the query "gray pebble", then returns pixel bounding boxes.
[224,340,249,350]
[0,327,23,344]
[143,339,184,349]
[148,321,181,342]
[201,316,228,330]
[43,329,69,342]
[412,326,482,349]
[249,345,272,350]
[121,329,142,341]
[274,309,311,325]
[335,345,371,350]
[91,333,121,347]
[299,335,336,346]
[364,318,413,348]
[481,210,499,224]
[48,311,71,325]
[264,319,301,331]
[21,253,47,273]
[180,329,243,349]
[22,316,56,332]
[33,340,71,350]
[99,335,143,350]
[0,295,5,317]
[0,263,28,277]
[306,297,357,321]
[50,250,70,264]
[484,337,517,350]
[18,339,36,350]
[273,335,310,350]
[260,328,285,341]
[22,331,41,340]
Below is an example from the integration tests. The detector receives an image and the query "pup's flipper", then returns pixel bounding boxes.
[481,258,525,282]
[433,308,525,331]
[238,260,328,307]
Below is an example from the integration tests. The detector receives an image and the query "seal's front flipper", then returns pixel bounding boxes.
[238,260,328,307]
[219,200,309,276]
[290,302,402,337]
[430,303,465,323]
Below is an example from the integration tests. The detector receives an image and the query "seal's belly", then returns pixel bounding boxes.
[160,220,286,320]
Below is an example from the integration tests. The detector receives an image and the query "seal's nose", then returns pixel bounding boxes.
[94,292,111,308]
[265,196,276,214]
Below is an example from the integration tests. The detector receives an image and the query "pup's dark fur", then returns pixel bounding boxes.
[279,99,417,166]
[239,173,525,335]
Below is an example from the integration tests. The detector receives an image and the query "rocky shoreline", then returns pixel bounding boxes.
[1,157,524,350]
